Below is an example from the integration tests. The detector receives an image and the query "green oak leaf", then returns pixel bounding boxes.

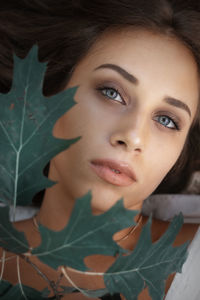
[0,280,48,300]
[0,45,79,209]
[104,214,188,300]
[32,191,139,270]
[0,206,29,253]
[0,280,12,297]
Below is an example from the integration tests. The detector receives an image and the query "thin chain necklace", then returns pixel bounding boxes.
[32,215,39,231]
[115,213,143,242]
[32,213,143,242]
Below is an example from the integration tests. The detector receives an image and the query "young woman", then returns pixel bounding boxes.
[0,0,200,299]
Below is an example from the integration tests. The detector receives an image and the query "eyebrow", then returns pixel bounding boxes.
[94,63,191,118]
[164,97,191,118]
[94,63,138,84]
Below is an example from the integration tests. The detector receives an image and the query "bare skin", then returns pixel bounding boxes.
[0,28,199,299]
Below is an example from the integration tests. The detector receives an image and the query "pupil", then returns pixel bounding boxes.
[161,116,169,125]
[108,89,116,98]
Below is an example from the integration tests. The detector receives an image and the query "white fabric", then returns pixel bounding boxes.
[9,205,39,221]
[142,194,200,223]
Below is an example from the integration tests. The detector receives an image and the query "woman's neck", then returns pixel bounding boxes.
[37,182,76,230]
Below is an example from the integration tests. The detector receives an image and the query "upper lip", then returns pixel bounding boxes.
[90,158,137,181]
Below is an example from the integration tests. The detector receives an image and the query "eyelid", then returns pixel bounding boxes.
[153,111,182,131]
[154,115,179,130]
[95,80,129,104]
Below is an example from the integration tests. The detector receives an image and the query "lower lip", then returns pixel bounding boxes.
[90,163,135,186]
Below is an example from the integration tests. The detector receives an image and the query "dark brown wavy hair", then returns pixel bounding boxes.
[0,0,199,204]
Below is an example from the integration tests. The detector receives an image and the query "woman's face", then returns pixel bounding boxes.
[50,29,199,213]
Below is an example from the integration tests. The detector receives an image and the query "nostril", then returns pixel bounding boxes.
[134,147,142,152]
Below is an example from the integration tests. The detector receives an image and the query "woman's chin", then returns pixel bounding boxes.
[74,186,141,214]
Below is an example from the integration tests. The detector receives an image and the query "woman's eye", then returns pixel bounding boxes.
[98,87,125,104]
[155,115,179,130]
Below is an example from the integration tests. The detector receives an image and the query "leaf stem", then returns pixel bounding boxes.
[13,148,21,220]
[16,255,28,300]
[61,267,92,298]
[66,267,104,276]
[13,85,28,220]
[0,250,6,281]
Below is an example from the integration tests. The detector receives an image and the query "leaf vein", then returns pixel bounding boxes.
[0,121,17,152]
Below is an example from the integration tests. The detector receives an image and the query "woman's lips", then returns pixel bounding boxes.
[90,159,137,186]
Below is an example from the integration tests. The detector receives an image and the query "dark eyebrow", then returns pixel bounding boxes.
[164,97,191,118]
[94,63,138,84]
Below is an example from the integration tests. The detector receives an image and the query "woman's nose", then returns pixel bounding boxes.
[109,119,147,153]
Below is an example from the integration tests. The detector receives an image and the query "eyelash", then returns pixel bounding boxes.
[96,85,126,105]
[154,115,180,131]
[96,85,181,131]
